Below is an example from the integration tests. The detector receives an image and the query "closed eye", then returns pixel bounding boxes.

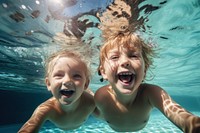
[129,52,140,58]
[53,72,64,78]
[130,54,138,58]
[109,55,119,61]
[73,74,82,80]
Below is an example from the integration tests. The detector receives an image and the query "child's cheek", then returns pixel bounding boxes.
[110,61,118,73]
[105,59,118,74]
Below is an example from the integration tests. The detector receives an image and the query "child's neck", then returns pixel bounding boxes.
[59,97,82,113]
[110,86,138,106]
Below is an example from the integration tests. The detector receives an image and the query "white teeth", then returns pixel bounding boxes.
[61,89,75,91]
[119,72,133,75]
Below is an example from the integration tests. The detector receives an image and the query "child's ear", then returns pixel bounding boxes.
[99,65,108,80]
[84,79,90,90]
[144,69,147,80]
[45,77,51,91]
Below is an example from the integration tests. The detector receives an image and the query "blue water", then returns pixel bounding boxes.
[0,0,200,132]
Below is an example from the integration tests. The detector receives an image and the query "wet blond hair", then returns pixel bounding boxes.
[45,49,91,80]
[98,33,155,81]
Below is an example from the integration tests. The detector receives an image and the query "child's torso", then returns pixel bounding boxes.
[96,84,152,132]
[49,93,95,130]
[104,103,151,131]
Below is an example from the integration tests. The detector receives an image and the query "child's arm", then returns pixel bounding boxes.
[147,84,200,133]
[18,100,52,133]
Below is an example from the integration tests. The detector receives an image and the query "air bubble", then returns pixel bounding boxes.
[2,3,8,8]
[35,0,40,5]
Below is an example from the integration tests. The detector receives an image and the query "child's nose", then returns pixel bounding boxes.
[62,76,72,86]
[120,56,130,67]
[63,81,73,87]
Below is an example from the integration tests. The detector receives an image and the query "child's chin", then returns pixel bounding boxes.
[59,98,73,105]
[117,88,133,95]
[121,90,133,95]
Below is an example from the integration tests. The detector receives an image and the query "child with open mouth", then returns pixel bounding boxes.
[94,32,200,133]
[18,48,96,132]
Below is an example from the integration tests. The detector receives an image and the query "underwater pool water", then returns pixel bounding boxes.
[0,0,200,132]
[1,110,200,133]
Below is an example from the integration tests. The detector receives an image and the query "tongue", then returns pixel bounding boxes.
[119,75,132,83]
[60,90,74,97]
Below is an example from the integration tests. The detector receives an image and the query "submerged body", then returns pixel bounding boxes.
[95,84,151,131]
[95,33,200,133]
[95,83,200,132]
[18,50,95,132]
[19,93,94,132]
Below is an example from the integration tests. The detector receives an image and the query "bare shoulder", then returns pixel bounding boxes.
[85,88,94,96]
[82,90,95,108]
[35,97,57,116]
[40,97,57,108]
[94,85,111,102]
[94,85,115,111]
[93,85,111,118]
[79,90,96,117]
[139,83,167,107]
[140,83,164,94]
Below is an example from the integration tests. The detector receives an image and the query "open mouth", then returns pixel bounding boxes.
[118,72,135,84]
[60,89,75,97]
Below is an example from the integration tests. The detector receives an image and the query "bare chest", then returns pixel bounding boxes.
[50,109,91,130]
[104,103,152,132]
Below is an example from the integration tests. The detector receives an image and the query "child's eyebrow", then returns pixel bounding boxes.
[128,47,140,52]
[109,50,119,54]
[107,51,120,56]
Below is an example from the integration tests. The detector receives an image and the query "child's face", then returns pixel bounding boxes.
[45,57,89,105]
[100,45,145,95]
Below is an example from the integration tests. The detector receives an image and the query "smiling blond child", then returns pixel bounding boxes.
[18,48,95,132]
